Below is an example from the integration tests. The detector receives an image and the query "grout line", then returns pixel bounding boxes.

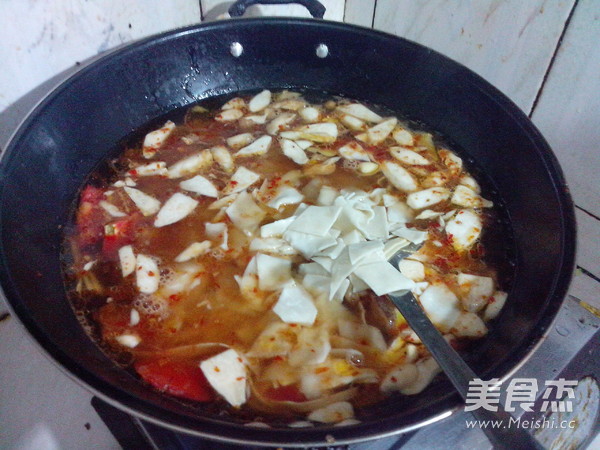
[578,266,600,284]
[199,0,204,21]
[528,0,580,117]
[371,0,378,28]
[576,205,600,222]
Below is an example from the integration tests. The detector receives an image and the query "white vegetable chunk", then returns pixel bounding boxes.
[445,209,482,250]
[266,112,296,135]
[296,123,338,142]
[226,191,266,234]
[118,245,136,277]
[128,161,168,177]
[116,334,141,348]
[129,309,140,326]
[221,97,245,110]
[398,358,441,395]
[273,281,318,326]
[381,364,419,393]
[175,241,212,262]
[154,193,199,227]
[439,149,463,175]
[222,166,261,195]
[200,349,247,407]
[453,312,488,338]
[406,187,451,209]
[136,254,160,294]
[123,187,161,216]
[179,175,219,198]
[256,253,292,291]
[459,174,481,193]
[205,222,228,249]
[457,273,494,312]
[215,108,244,122]
[99,200,126,217]
[248,89,272,112]
[235,135,272,157]
[210,146,234,173]
[390,147,430,165]
[484,291,508,321]
[340,114,365,130]
[299,106,320,122]
[338,141,370,162]
[336,103,382,123]
[307,402,354,423]
[167,150,213,179]
[392,128,414,146]
[226,133,255,149]
[367,117,397,145]
[451,185,493,208]
[249,237,297,256]
[380,161,418,192]
[418,283,461,332]
[142,121,175,158]
[280,139,309,165]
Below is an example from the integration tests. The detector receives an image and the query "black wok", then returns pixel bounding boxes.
[0,3,576,447]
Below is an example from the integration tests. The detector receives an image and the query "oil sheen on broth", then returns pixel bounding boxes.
[64,90,508,426]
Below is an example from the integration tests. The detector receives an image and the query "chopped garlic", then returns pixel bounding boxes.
[248,89,272,112]
[123,187,160,216]
[142,121,175,158]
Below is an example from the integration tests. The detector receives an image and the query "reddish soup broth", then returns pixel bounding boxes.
[64,90,508,425]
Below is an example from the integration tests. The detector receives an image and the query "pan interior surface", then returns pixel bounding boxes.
[0,19,575,446]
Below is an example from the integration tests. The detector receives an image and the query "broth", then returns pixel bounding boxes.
[64,90,508,425]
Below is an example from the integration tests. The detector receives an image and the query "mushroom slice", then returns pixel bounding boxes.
[128,161,168,177]
[451,185,493,208]
[118,245,136,277]
[406,187,451,209]
[307,402,355,424]
[299,106,320,122]
[445,209,482,250]
[456,273,494,312]
[167,150,213,179]
[367,118,397,145]
[248,89,272,112]
[439,149,463,175]
[296,123,338,143]
[336,103,382,123]
[338,141,370,162]
[392,128,414,146]
[484,291,508,321]
[340,114,365,131]
[215,108,244,122]
[380,161,418,192]
[418,283,460,332]
[210,145,234,173]
[235,135,273,157]
[266,113,296,135]
[123,187,161,216]
[280,139,309,165]
[154,193,199,227]
[142,121,175,158]
[390,147,430,165]
[175,241,212,262]
[226,133,255,150]
[221,97,245,110]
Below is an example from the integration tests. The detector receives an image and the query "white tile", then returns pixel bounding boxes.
[372,0,575,112]
[569,271,600,311]
[0,315,119,449]
[0,0,201,111]
[344,0,376,27]
[531,0,600,217]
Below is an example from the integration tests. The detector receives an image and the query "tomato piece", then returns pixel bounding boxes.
[77,186,106,247]
[264,385,307,403]
[135,359,215,402]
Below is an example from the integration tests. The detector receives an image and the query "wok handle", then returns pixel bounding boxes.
[228,0,326,19]
[388,292,545,449]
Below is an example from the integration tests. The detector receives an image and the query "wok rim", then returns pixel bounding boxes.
[0,17,577,446]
